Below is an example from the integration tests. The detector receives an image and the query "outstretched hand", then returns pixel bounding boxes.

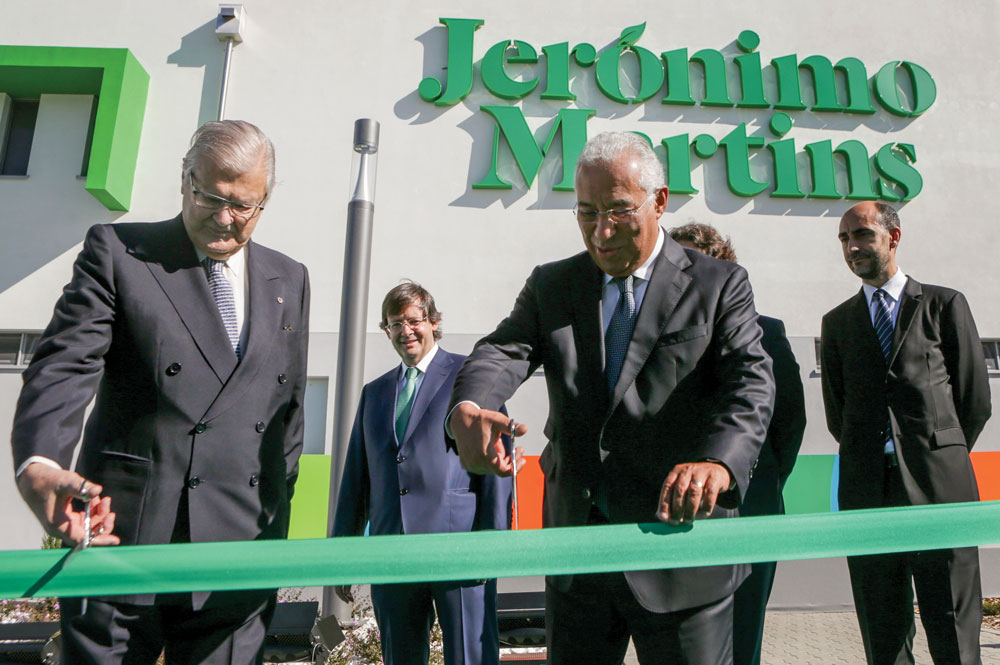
[449,403,526,477]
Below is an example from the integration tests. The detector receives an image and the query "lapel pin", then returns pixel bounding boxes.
[276,296,284,304]
[283,325,293,331]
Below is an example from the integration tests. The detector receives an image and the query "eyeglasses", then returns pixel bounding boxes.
[573,195,655,226]
[188,173,266,221]
[380,315,428,333]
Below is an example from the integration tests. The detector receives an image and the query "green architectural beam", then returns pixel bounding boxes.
[0,46,149,211]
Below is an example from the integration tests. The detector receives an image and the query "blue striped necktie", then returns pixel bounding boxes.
[872,289,893,363]
[605,275,637,392]
[204,258,241,359]
[872,289,894,453]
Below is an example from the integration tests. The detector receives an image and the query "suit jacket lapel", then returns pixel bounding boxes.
[609,236,692,413]
[570,256,607,414]
[400,351,453,448]
[889,277,922,368]
[136,216,237,383]
[204,241,283,421]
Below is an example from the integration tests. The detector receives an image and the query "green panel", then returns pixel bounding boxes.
[0,46,149,211]
[782,454,836,514]
[287,454,332,540]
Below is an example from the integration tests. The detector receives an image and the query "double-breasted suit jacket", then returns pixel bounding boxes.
[821,277,990,510]
[333,348,509,539]
[12,218,310,605]
[450,235,775,613]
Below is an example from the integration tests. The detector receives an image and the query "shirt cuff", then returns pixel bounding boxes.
[16,456,63,479]
[445,400,481,439]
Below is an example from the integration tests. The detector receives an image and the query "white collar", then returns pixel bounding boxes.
[401,342,439,376]
[862,267,907,304]
[195,245,247,278]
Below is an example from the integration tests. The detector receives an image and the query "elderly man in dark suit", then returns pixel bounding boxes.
[12,120,310,665]
[821,201,989,665]
[332,281,509,665]
[669,222,806,665]
[447,131,775,665]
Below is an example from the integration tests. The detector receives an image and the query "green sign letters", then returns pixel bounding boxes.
[419,20,933,201]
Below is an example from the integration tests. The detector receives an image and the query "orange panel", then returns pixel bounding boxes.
[971,451,1000,502]
[512,455,545,530]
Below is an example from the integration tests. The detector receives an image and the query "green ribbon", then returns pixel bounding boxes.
[2,501,998,600]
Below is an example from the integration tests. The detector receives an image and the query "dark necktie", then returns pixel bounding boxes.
[605,275,637,391]
[873,289,894,452]
[204,257,241,359]
[872,289,894,363]
[395,366,419,443]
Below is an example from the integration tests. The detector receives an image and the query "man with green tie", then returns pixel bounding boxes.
[331,281,510,665]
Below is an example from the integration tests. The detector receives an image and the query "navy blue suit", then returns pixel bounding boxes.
[333,348,510,665]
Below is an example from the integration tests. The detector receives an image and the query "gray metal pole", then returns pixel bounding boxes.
[217,37,234,120]
[323,119,380,622]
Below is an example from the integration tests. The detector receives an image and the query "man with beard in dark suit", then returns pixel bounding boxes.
[821,201,989,665]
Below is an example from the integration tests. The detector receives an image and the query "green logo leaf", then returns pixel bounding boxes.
[618,22,646,48]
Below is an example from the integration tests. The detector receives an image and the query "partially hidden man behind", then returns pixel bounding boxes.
[448,131,775,665]
[821,202,989,665]
[669,223,806,665]
[12,120,310,665]
[332,282,510,665]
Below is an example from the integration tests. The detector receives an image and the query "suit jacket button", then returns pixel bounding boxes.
[194,422,207,434]
[396,456,406,464]
[278,373,288,384]
[581,488,592,500]
[188,476,201,489]
[255,421,266,433]
[165,363,182,376]
[249,474,259,487]
[399,488,409,496]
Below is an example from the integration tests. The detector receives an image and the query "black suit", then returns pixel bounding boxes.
[821,276,989,665]
[450,234,774,664]
[11,218,310,663]
[733,316,806,665]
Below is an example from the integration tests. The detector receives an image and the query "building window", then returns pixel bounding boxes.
[983,340,1000,372]
[0,98,39,176]
[0,332,42,367]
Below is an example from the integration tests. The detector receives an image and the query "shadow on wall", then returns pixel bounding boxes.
[0,95,125,294]
[166,19,225,127]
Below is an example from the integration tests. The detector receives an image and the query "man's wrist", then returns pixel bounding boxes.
[700,458,736,491]
[445,400,481,438]
[15,456,62,479]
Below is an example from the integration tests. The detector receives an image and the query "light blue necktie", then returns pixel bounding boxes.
[394,366,419,443]
[605,275,637,392]
[204,257,241,359]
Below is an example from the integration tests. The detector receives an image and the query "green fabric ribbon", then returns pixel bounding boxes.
[2,501,997,600]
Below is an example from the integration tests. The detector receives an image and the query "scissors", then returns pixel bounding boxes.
[508,419,519,530]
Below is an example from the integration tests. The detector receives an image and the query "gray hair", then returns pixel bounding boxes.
[575,131,665,195]
[182,120,276,194]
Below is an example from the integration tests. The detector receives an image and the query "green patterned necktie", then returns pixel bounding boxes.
[394,366,420,443]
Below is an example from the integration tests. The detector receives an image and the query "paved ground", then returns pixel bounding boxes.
[618,612,1000,664]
